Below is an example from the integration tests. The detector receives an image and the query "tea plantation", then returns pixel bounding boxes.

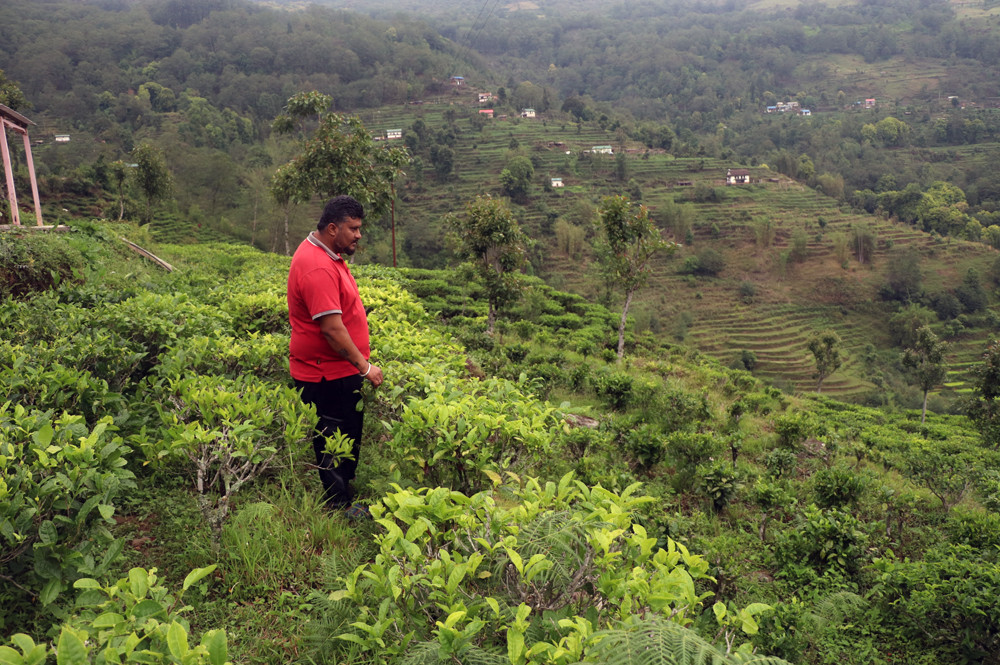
[2,222,999,665]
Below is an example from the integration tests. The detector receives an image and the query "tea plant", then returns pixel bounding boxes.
[1,405,135,606]
[313,473,779,665]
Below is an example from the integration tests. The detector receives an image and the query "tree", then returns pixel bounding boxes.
[109,160,130,221]
[270,91,409,252]
[499,155,534,202]
[0,68,27,111]
[131,143,173,225]
[902,325,948,424]
[883,247,923,302]
[966,339,1000,449]
[447,196,529,335]
[808,330,842,393]
[596,195,678,361]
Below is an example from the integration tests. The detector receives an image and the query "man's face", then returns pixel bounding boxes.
[328,217,363,255]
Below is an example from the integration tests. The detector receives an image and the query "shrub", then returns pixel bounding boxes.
[9,566,231,665]
[1,405,135,606]
[310,476,781,665]
[871,546,1000,662]
[812,464,867,508]
[774,506,870,584]
[621,422,667,470]
[698,462,742,512]
[592,371,635,411]
[773,412,819,450]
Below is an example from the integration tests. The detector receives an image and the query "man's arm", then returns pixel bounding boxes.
[317,313,384,387]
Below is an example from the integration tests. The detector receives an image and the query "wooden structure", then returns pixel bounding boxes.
[0,103,43,227]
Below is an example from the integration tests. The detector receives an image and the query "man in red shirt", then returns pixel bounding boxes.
[287,195,383,515]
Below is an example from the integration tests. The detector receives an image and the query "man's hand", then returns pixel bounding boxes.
[364,363,384,387]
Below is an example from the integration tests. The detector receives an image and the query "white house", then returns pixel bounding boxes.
[386,129,402,140]
[726,168,751,185]
[521,108,536,118]
[478,92,493,104]
[592,145,613,154]
[551,177,564,188]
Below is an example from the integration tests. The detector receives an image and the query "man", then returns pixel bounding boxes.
[287,195,383,516]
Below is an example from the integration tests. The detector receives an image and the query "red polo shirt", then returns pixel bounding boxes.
[287,233,370,382]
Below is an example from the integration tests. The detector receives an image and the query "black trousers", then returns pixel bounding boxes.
[295,374,364,507]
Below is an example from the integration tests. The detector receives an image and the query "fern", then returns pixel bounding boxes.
[399,641,506,665]
[587,617,793,665]
[492,509,603,611]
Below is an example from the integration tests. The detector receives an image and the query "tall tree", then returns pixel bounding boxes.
[131,143,173,225]
[270,91,409,253]
[596,195,677,361]
[808,330,842,393]
[902,325,948,424]
[966,339,1000,449]
[499,155,534,202]
[447,195,529,335]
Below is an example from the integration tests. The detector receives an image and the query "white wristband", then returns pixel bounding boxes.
[360,362,372,378]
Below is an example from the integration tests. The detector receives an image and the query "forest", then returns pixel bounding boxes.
[3,0,1000,663]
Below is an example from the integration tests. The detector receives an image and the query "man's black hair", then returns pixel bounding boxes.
[318,195,365,231]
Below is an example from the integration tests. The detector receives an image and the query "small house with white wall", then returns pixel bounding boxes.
[521,108,536,118]
[386,129,402,140]
[478,92,493,103]
[479,109,494,118]
[592,145,613,155]
[551,177,564,188]
[726,168,751,185]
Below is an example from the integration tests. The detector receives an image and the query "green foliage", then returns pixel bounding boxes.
[0,566,230,665]
[500,155,535,201]
[773,412,818,450]
[142,374,316,523]
[312,474,763,665]
[592,371,635,411]
[812,465,866,509]
[0,405,135,606]
[774,506,870,585]
[270,91,409,219]
[595,195,678,360]
[385,372,560,493]
[698,462,742,513]
[807,331,842,393]
[872,546,1000,662]
[131,143,173,225]
[0,232,85,297]
[446,195,530,335]
[902,325,947,423]
[965,339,1000,449]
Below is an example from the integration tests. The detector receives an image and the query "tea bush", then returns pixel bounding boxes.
[0,405,135,606]
[311,474,781,665]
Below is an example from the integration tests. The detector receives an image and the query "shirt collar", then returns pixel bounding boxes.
[307,231,343,262]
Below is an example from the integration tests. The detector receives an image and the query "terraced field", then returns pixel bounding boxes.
[356,90,999,401]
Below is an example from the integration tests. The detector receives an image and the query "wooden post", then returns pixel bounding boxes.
[0,118,18,226]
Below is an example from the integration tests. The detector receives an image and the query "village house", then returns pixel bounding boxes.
[478,92,493,104]
[726,168,751,185]
[450,76,465,86]
[591,145,613,154]
[521,108,536,118]
[385,129,402,140]
[478,109,494,119]
[551,177,564,188]
[865,98,876,109]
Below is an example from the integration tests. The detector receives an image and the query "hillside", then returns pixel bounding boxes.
[2,0,1000,406]
[2,225,1000,665]
[342,87,999,404]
